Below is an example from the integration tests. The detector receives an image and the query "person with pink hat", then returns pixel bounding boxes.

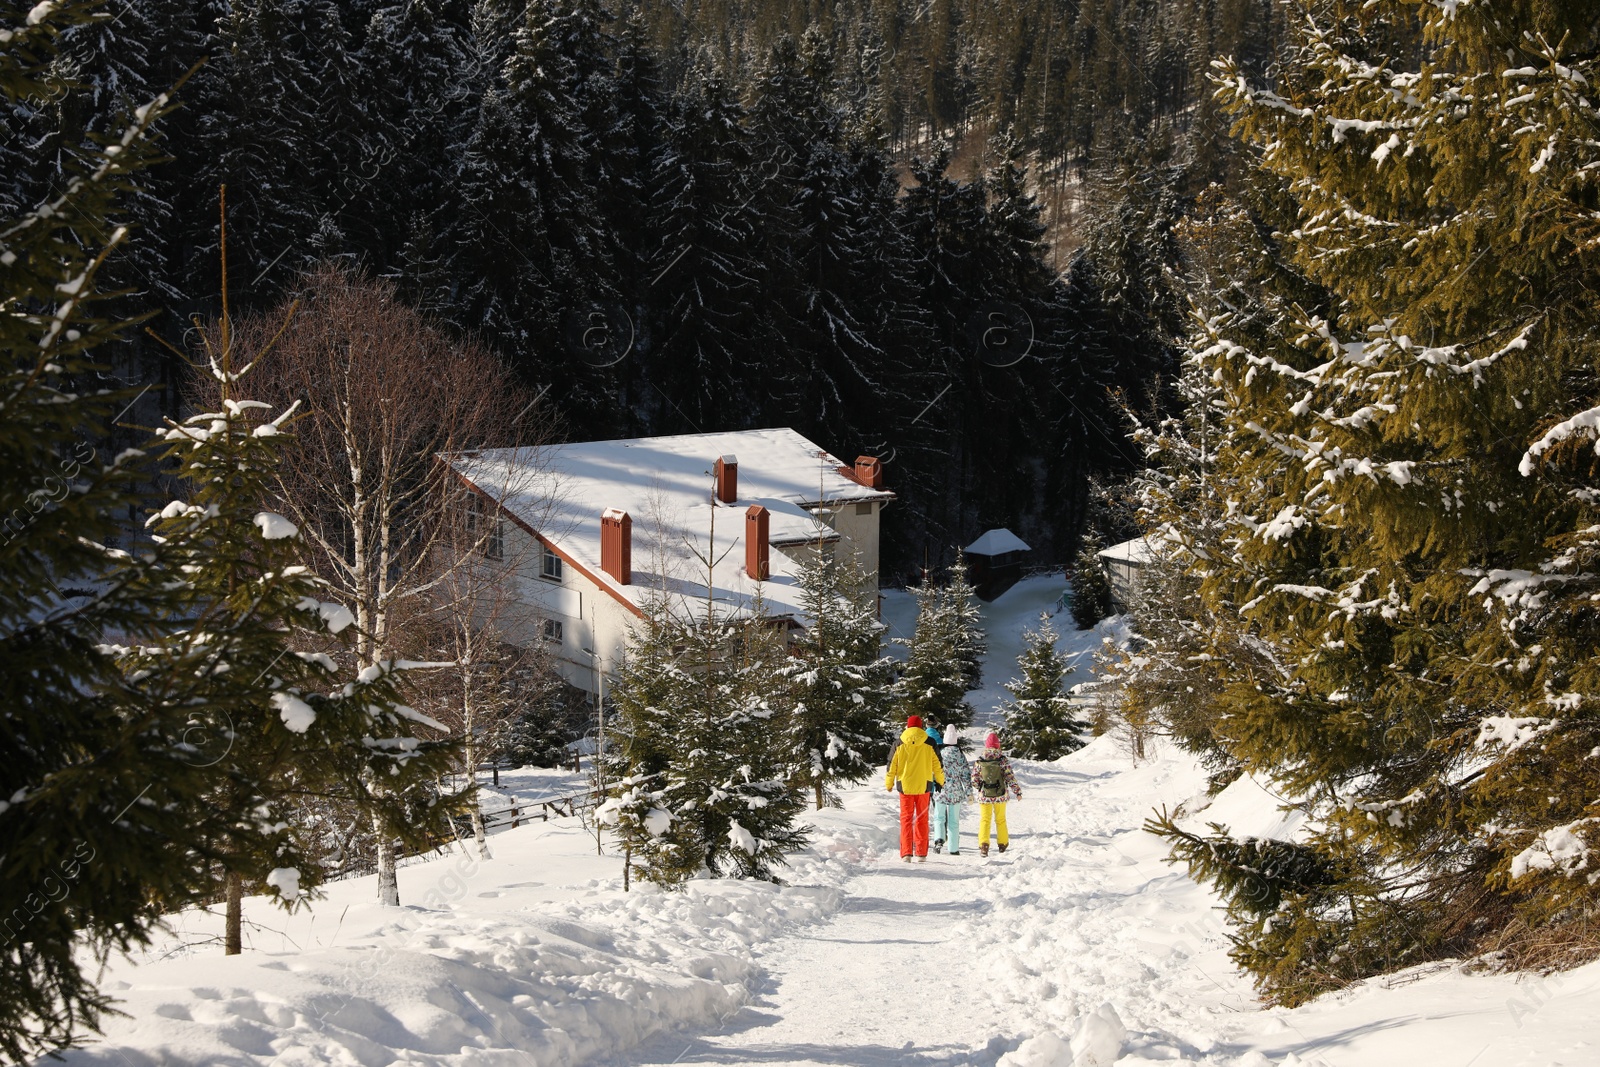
[970,731,1022,857]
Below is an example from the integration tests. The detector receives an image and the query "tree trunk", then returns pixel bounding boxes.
[467,731,489,859]
[225,871,243,955]
[462,656,490,858]
[470,804,489,858]
[374,813,400,906]
[815,780,824,811]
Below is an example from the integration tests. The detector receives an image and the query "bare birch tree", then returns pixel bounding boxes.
[189,262,552,904]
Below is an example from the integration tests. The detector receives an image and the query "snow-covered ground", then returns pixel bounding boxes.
[41,577,1600,1066]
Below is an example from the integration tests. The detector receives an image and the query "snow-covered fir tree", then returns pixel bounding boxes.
[497,640,580,769]
[1000,613,1085,760]
[893,577,973,730]
[453,0,614,403]
[781,545,894,809]
[135,290,468,949]
[0,13,205,1053]
[944,552,987,693]
[595,596,685,883]
[0,27,464,1047]
[601,510,808,887]
[1070,532,1113,628]
[1102,347,1254,773]
[644,64,766,428]
[749,29,896,434]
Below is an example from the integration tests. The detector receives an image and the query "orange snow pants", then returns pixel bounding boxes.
[899,792,931,857]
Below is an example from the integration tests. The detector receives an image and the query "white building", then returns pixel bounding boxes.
[1095,534,1157,612]
[448,428,894,692]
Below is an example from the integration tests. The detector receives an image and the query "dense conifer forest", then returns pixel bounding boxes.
[2,0,1284,573]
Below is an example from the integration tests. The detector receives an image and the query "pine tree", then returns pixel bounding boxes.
[1070,532,1113,628]
[600,11,668,314]
[891,144,992,549]
[894,577,973,730]
[0,11,208,1055]
[751,29,913,443]
[602,526,808,886]
[453,0,615,401]
[1000,613,1085,759]
[782,545,895,809]
[1143,806,1379,997]
[1100,348,1246,774]
[943,552,986,692]
[355,0,478,292]
[0,20,463,1050]
[1153,0,1600,1000]
[49,0,213,311]
[1073,161,1186,421]
[184,0,349,298]
[641,64,765,431]
[499,643,580,769]
[597,598,691,881]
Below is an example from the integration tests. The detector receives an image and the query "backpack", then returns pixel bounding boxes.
[977,755,1006,798]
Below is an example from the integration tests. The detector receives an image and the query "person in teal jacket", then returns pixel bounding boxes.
[923,725,943,847]
[932,725,972,854]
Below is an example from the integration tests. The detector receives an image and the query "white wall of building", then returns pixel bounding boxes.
[499,522,636,695]
[815,498,882,583]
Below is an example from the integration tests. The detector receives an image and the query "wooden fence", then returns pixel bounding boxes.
[466,788,601,835]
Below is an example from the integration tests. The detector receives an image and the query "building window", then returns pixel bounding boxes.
[484,515,504,560]
[855,501,873,515]
[540,545,563,582]
[465,495,503,559]
[542,618,563,644]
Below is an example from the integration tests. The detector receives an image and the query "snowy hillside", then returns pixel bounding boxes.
[48,741,1599,1066]
[38,577,1599,1066]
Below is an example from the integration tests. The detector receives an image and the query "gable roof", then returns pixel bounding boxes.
[449,428,893,623]
[965,528,1031,556]
[1097,535,1158,565]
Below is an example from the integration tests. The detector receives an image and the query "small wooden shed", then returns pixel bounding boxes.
[964,528,1031,601]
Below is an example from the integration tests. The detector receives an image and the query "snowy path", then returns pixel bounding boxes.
[621,753,1225,1067]
[625,839,1011,1066]
[620,740,1600,1067]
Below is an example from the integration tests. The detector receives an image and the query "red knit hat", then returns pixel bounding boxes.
[984,731,1000,749]
[907,715,924,729]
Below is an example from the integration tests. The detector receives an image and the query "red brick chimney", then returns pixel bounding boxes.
[600,508,631,585]
[714,454,738,504]
[854,455,884,490]
[745,504,769,581]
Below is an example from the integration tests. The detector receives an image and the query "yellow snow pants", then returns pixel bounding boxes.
[979,802,1009,847]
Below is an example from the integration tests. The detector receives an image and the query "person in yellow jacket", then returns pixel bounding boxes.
[885,715,945,861]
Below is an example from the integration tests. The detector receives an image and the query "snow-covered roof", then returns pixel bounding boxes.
[1096,535,1158,565]
[965,528,1030,557]
[449,428,893,623]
